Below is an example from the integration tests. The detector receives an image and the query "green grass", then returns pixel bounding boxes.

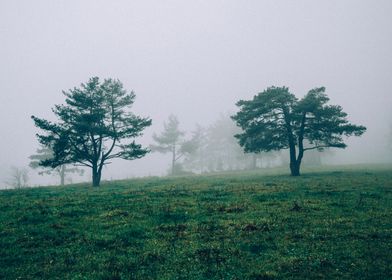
[1,165,392,279]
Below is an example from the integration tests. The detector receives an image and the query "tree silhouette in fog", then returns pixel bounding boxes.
[232,86,366,176]
[150,115,194,175]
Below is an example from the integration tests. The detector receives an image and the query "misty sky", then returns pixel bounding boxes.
[1,1,392,186]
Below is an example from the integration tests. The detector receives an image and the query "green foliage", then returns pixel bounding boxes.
[31,77,151,186]
[232,87,366,176]
[233,87,296,152]
[1,165,391,279]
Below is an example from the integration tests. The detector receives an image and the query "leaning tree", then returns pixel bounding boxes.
[32,77,152,186]
[232,86,366,176]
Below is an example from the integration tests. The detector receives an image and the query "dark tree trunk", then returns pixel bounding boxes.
[290,112,306,177]
[92,163,101,187]
[289,145,304,176]
[290,160,301,176]
[289,147,304,176]
[288,112,306,177]
[288,140,304,176]
[292,122,305,177]
[288,141,299,176]
[293,149,304,177]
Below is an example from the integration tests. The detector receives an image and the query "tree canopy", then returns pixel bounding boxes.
[232,86,366,176]
[32,77,151,186]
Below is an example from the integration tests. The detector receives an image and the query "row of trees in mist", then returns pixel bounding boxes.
[150,114,281,176]
[29,77,366,187]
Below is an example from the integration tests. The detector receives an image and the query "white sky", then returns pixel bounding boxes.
[1,1,391,186]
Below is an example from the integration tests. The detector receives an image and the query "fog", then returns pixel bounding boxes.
[1,1,391,187]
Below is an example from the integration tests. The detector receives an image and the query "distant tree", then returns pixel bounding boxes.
[150,115,191,175]
[8,167,29,189]
[181,115,275,173]
[181,124,208,173]
[31,77,151,187]
[232,86,366,176]
[29,146,84,186]
[203,115,247,172]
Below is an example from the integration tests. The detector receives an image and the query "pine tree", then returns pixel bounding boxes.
[150,115,189,175]
[232,86,366,176]
[32,77,151,186]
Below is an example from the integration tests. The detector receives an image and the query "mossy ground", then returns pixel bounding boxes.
[1,165,391,279]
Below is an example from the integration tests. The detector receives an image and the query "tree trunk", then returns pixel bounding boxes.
[292,128,305,177]
[290,112,306,177]
[290,160,301,176]
[171,145,176,176]
[288,141,299,176]
[60,165,65,186]
[92,164,101,187]
[293,150,304,177]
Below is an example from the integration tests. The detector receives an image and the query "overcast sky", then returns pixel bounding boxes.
[1,1,391,186]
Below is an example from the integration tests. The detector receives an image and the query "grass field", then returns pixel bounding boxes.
[0,165,391,279]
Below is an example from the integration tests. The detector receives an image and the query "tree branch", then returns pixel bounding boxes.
[303,145,335,151]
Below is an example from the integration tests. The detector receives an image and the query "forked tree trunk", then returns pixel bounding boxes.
[288,142,304,176]
[290,160,301,176]
[288,141,300,176]
[92,171,101,187]
[290,112,306,177]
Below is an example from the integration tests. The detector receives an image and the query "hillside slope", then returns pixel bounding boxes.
[1,166,391,279]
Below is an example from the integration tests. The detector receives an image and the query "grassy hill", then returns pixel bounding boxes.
[1,165,391,279]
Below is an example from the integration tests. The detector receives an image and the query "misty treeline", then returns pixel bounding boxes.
[30,77,366,187]
[151,114,338,176]
[151,114,279,175]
